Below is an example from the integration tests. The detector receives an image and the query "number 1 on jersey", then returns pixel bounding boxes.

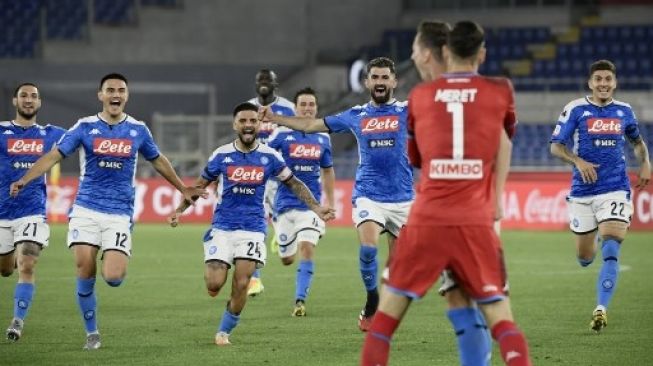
[446,102,464,159]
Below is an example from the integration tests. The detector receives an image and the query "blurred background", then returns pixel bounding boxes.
[1,0,652,179]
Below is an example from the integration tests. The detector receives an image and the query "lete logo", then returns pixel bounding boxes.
[360,116,399,134]
[289,143,321,159]
[7,139,44,155]
[93,139,133,156]
[586,118,622,134]
[227,166,264,183]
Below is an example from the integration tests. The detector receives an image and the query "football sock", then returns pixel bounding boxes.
[252,269,261,279]
[359,245,378,292]
[76,277,98,333]
[447,307,492,366]
[14,283,34,320]
[597,239,621,308]
[491,320,532,366]
[218,307,240,334]
[361,311,400,366]
[295,260,314,301]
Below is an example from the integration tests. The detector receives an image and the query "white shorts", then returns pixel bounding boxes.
[0,215,50,255]
[275,209,325,258]
[67,205,133,257]
[567,191,633,234]
[352,197,413,237]
[264,179,279,218]
[203,229,267,268]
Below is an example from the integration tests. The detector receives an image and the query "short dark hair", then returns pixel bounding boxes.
[589,59,617,78]
[366,57,396,75]
[294,87,318,105]
[232,102,258,117]
[99,73,128,90]
[13,82,38,97]
[448,21,484,59]
[417,21,451,62]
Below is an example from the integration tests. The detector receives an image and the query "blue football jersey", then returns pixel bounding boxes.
[268,127,333,214]
[324,100,414,203]
[202,142,293,233]
[0,121,66,220]
[248,96,295,142]
[57,114,161,218]
[550,97,640,197]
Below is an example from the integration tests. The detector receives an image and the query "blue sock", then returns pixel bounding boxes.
[252,269,260,279]
[597,239,621,308]
[359,245,378,292]
[295,260,314,301]
[218,307,241,334]
[76,277,98,333]
[14,283,35,320]
[447,307,492,366]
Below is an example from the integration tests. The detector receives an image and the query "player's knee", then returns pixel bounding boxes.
[577,256,594,267]
[105,277,124,287]
[234,276,250,291]
[281,257,294,266]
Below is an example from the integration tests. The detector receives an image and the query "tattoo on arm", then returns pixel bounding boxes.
[285,177,318,208]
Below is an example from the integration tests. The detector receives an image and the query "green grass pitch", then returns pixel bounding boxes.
[1,225,652,365]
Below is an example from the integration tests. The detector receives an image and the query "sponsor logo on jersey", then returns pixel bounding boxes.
[3,130,14,135]
[222,156,234,163]
[593,139,618,147]
[98,160,124,169]
[93,138,133,156]
[231,186,256,195]
[586,118,622,134]
[429,159,483,180]
[12,161,35,169]
[293,165,314,172]
[89,128,101,135]
[7,139,45,155]
[289,143,321,159]
[368,138,395,148]
[360,116,399,134]
[227,166,264,184]
[582,110,593,117]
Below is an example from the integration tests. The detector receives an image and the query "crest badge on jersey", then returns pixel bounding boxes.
[260,156,269,165]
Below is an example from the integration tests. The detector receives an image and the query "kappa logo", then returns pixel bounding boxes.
[505,351,522,362]
[89,128,101,135]
[3,130,14,134]
[582,110,593,117]
[284,135,296,141]
[222,156,234,163]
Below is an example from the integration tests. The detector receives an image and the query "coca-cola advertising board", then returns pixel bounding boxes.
[45,173,653,230]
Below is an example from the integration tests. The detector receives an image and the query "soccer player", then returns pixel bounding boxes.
[550,59,650,332]
[260,57,414,331]
[168,102,334,345]
[411,20,492,365]
[9,73,207,350]
[1,83,66,342]
[267,87,335,316]
[245,69,296,296]
[361,21,532,366]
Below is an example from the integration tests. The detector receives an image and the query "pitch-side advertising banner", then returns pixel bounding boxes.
[46,173,653,230]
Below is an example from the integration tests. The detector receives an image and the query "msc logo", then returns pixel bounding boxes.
[360,116,399,134]
[13,161,35,169]
[98,160,124,169]
[294,165,314,172]
[7,139,44,155]
[368,138,395,148]
[231,186,256,195]
[93,138,133,156]
[593,139,617,147]
[586,118,622,134]
[289,143,321,159]
[227,166,264,183]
